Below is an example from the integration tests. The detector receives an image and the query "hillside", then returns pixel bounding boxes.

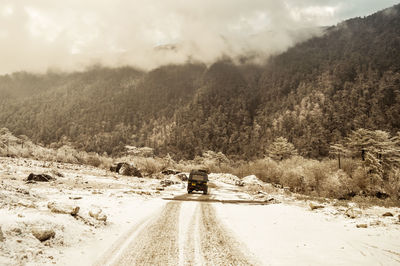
[0,4,399,159]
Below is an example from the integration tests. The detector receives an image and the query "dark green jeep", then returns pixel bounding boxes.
[187,170,208,194]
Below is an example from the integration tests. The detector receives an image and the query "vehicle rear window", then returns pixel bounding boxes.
[191,174,206,181]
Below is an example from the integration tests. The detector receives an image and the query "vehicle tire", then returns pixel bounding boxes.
[203,188,208,195]
[188,190,192,194]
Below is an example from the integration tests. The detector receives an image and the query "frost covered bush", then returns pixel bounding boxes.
[250,158,281,184]
[280,168,304,191]
[303,160,330,193]
[319,170,354,198]
[386,169,400,201]
[340,159,359,178]
[190,150,231,173]
[229,158,281,184]
[55,146,79,164]
[134,157,164,175]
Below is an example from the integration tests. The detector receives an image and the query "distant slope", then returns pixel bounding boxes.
[0,4,399,159]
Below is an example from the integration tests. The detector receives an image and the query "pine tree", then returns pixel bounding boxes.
[267,137,298,161]
[329,143,349,169]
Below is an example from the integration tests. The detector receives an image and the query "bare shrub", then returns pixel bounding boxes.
[280,169,304,191]
[245,183,276,194]
[352,166,369,193]
[228,158,281,184]
[97,156,113,169]
[319,172,343,198]
[135,157,163,176]
[251,158,281,183]
[341,158,359,178]
[230,162,251,178]
[84,153,102,167]
[303,160,331,194]
[385,169,400,200]
[174,160,205,173]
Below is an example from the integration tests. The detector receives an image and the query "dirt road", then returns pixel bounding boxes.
[97,194,258,266]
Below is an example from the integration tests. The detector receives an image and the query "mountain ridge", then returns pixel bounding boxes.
[0,4,399,159]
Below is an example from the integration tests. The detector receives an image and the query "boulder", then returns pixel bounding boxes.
[17,200,36,208]
[242,175,263,186]
[161,169,181,175]
[160,179,174,187]
[0,226,4,242]
[26,173,55,182]
[177,173,188,181]
[47,202,80,216]
[356,224,368,228]
[89,208,107,222]
[51,169,64,177]
[382,212,393,217]
[345,208,361,219]
[111,163,142,177]
[309,203,324,210]
[31,227,55,242]
[235,180,244,186]
[265,197,280,204]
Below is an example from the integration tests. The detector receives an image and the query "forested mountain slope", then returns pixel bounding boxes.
[0,4,399,159]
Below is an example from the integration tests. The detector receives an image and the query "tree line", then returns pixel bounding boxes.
[0,4,399,161]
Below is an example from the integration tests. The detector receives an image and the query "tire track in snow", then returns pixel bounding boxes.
[199,203,259,266]
[181,203,205,266]
[112,201,181,266]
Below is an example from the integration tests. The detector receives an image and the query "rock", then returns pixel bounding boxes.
[369,220,382,226]
[11,227,22,235]
[48,202,80,216]
[69,196,82,200]
[156,187,165,191]
[382,212,393,217]
[265,197,280,204]
[375,191,389,199]
[17,200,35,208]
[110,163,142,177]
[26,173,55,182]
[345,208,361,219]
[309,203,324,210]
[74,214,95,227]
[51,169,64,177]
[356,224,368,228]
[235,180,244,186]
[242,175,263,185]
[160,179,174,187]
[89,208,107,222]
[0,226,4,242]
[398,214,400,222]
[161,169,181,175]
[31,227,55,242]
[177,173,188,181]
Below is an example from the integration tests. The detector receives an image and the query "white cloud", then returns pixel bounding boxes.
[0,0,398,74]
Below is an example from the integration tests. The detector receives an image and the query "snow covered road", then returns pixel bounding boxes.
[1,157,400,266]
[95,181,400,266]
[99,199,258,266]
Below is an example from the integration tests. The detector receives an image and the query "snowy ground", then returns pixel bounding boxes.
[1,157,400,265]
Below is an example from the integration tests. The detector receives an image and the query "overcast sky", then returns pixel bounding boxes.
[0,0,398,74]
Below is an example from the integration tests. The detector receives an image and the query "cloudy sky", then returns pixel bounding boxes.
[0,0,398,74]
